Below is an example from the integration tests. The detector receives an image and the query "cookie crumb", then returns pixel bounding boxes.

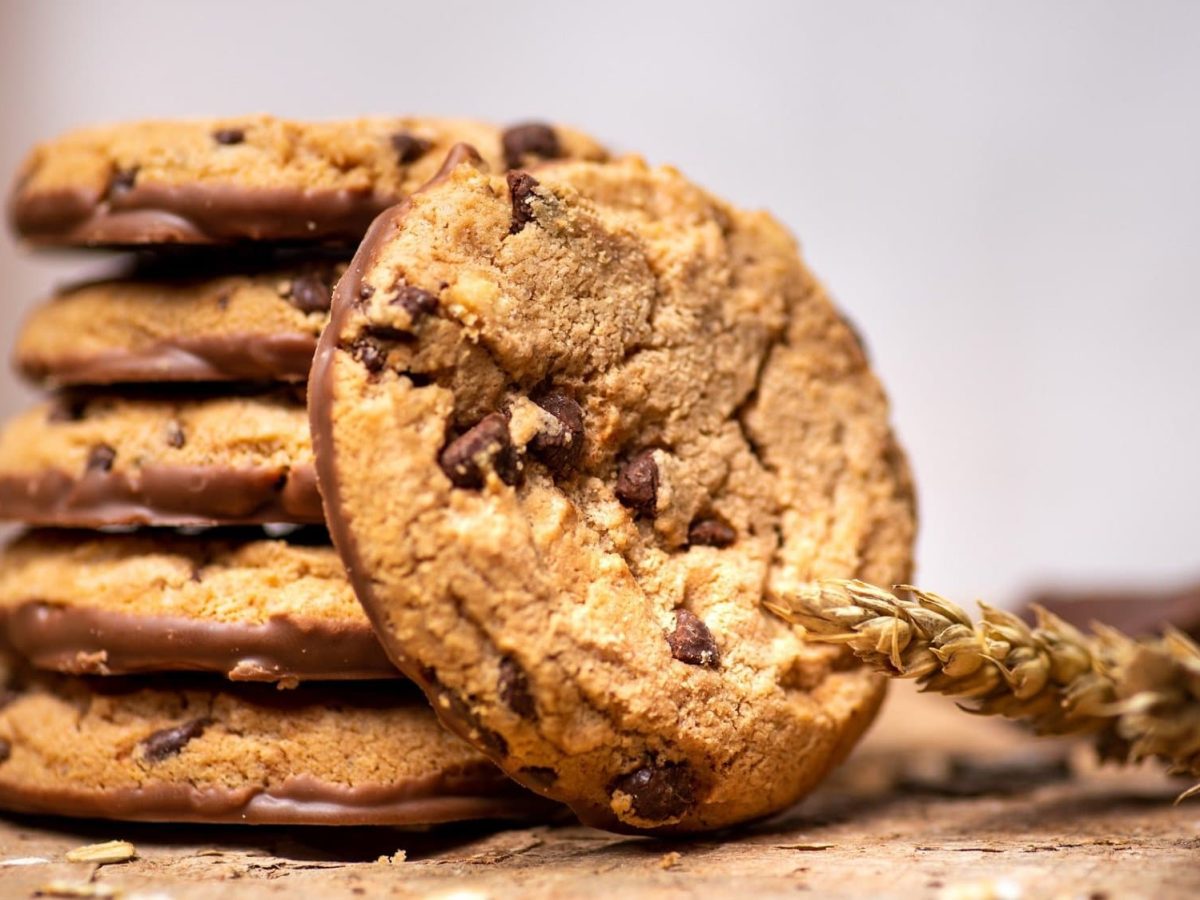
[64,840,136,865]
[35,879,118,898]
[658,851,682,869]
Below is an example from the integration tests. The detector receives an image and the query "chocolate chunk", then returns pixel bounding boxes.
[502,123,562,169]
[48,396,87,423]
[392,284,438,320]
[391,131,433,165]
[423,672,509,757]
[507,171,540,234]
[108,167,138,195]
[86,444,116,473]
[615,449,658,517]
[498,656,537,719]
[667,609,721,668]
[0,737,9,764]
[358,283,376,301]
[519,766,558,788]
[212,128,245,145]
[348,336,388,373]
[439,413,521,488]
[530,392,585,474]
[165,421,186,449]
[139,717,210,762]
[688,517,736,548]
[610,762,695,822]
[288,274,332,314]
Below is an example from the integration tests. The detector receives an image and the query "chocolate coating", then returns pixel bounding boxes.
[0,463,322,526]
[4,602,398,683]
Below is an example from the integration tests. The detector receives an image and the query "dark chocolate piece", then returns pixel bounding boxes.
[688,517,736,548]
[392,285,438,320]
[498,656,537,720]
[666,609,720,668]
[438,414,521,488]
[507,171,540,234]
[86,444,116,473]
[530,392,584,474]
[615,450,659,517]
[165,421,186,449]
[610,762,695,822]
[287,274,332,314]
[212,128,245,146]
[140,717,210,762]
[391,131,432,165]
[502,123,561,169]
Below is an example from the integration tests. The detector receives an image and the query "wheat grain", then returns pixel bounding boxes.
[766,580,1200,789]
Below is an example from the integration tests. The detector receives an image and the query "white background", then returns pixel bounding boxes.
[1,0,1197,606]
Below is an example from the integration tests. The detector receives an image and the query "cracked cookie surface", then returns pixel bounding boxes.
[0,661,548,825]
[9,116,606,246]
[0,389,319,526]
[0,527,394,683]
[15,256,347,386]
[311,151,916,832]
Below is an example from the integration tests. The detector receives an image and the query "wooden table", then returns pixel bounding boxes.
[0,682,1195,899]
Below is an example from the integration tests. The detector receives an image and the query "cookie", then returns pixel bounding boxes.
[9,116,606,246]
[15,256,347,386]
[0,663,549,825]
[0,527,395,684]
[0,389,320,526]
[310,149,916,832]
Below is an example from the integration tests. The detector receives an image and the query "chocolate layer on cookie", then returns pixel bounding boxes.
[10,116,606,246]
[0,528,396,683]
[0,665,552,825]
[16,256,346,386]
[311,150,915,832]
[0,389,320,526]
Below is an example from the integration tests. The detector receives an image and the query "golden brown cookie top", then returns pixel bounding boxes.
[9,116,606,246]
[311,150,915,832]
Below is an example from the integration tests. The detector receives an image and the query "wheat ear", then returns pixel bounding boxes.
[765,580,1200,794]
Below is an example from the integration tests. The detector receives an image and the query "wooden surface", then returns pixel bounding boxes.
[0,682,1195,899]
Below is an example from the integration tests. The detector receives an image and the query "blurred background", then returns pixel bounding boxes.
[0,0,1196,607]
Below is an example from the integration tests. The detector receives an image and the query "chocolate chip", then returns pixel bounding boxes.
[212,128,245,145]
[439,413,521,488]
[391,131,433,165]
[667,609,721,668]
[529,391,585,474]
[358,283,376,301]
[688,517,736,548]
[165,421,186,449]
[139,717,210,762]
[507,171,540,234]
[519,766,558,788]
[348,336,388,373]
[610,762,695,822]
[615,449,658,517]
[424,672,509,757]
[498,656,537,719]
[0,737,9,764]
[86,444,116,473]
[287,274,332,314]
[392,284,438,320]
[48,396,87,423]
[109,167,138,194]
[502,123,562,169]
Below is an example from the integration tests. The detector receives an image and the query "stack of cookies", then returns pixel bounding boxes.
[0,113,918,836]
[0,116,604,824]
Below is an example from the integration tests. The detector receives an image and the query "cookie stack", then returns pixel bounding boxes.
[0,116,604,824]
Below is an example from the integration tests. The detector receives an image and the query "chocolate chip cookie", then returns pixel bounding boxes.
[16,256,346,386]
[0,661,548,825]
[9,116,606,246]
[310,149,916,832]
[0,389,319,526]
[0,527,394,684]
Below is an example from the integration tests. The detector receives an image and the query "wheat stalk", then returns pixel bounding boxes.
[766,580,1200,796]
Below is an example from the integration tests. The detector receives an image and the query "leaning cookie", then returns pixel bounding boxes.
[311,149,915,832]
[16,257,346,386]
[0,527,395,684]
[0,664,549,825]
[0,389,319,526]
[9,116,606,246]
